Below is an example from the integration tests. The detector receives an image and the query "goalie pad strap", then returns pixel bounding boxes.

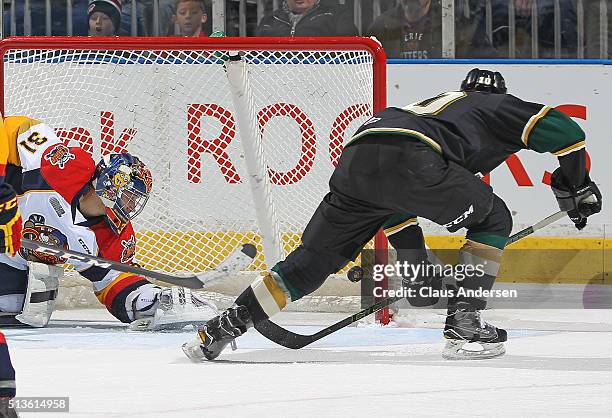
[30,289,58,303]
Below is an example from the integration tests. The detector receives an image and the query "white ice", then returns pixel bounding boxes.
[4,308,612,417]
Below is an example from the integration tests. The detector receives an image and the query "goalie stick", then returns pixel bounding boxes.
[20,238,257,289]
[254,210,566,349]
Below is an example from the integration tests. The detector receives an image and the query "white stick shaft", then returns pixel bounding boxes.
[532,210,567,232]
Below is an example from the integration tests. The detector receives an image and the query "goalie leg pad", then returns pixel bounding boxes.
[0,263,28,315]
[14,261,62,327]
[129,286,219,331]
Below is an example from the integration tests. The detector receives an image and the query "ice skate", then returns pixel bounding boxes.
[443,302,507,360]
[182,305,252,361]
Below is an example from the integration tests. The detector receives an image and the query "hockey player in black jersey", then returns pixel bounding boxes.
[183,68,602,361]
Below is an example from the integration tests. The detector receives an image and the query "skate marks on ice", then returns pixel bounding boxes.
[5,310,612,417]
[207,329,612,373]
[3,319,128,345]
[6,310,612,373]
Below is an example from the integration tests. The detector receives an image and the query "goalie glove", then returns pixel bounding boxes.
[0,184,22,256]
[550,168,602,230]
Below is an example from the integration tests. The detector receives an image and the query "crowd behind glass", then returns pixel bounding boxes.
[1,0,610,59]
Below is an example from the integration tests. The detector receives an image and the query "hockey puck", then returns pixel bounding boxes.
[347,266,364,282]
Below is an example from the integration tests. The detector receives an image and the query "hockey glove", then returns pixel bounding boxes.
[0,184,22,256]
[550,168,602,230]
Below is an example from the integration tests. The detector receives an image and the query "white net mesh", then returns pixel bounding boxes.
[3,39,382,312]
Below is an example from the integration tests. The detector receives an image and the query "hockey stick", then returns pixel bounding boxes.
[505,210,567,245]
[20,238,257,289]
[254,210,566,349]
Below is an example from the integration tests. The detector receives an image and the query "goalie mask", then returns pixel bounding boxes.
[93,153,153,234]
[460,68,507,94]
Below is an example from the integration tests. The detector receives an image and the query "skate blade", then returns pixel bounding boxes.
[442,340,506,360]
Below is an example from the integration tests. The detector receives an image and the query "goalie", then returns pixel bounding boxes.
[183,68,602,361]
[0,115,217,330]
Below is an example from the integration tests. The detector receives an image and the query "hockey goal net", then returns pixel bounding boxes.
[0,37,390,321]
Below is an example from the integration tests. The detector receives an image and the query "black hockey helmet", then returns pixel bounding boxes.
[460,68,507,94]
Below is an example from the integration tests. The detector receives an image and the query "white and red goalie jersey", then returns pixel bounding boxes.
[0,116,151,322]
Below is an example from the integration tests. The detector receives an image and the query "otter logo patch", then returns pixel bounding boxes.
[44,144,75,169]
[19,214,69,264]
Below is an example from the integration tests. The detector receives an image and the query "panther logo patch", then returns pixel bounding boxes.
[19,214,69,264]
[44,144,75,169]
[120,235,136,263]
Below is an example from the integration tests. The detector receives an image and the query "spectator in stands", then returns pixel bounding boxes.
[255,0,358,37]
[367,0,494,59]
[119,0,147,35]
[3,0,90,36]
[584,0,611,58]
[168,0,209,37]
[88,0,124,36]
[528,0,577,58]
[138,0,176,35]
[471,0,578,58]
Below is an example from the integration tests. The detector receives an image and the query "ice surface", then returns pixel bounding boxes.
[4,309,612,417]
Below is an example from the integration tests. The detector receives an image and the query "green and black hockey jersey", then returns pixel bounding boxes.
[349,91,585,176]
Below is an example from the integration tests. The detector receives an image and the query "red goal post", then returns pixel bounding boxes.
[0,36,391,323]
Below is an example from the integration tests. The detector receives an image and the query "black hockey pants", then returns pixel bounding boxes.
[274,137,512,302]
